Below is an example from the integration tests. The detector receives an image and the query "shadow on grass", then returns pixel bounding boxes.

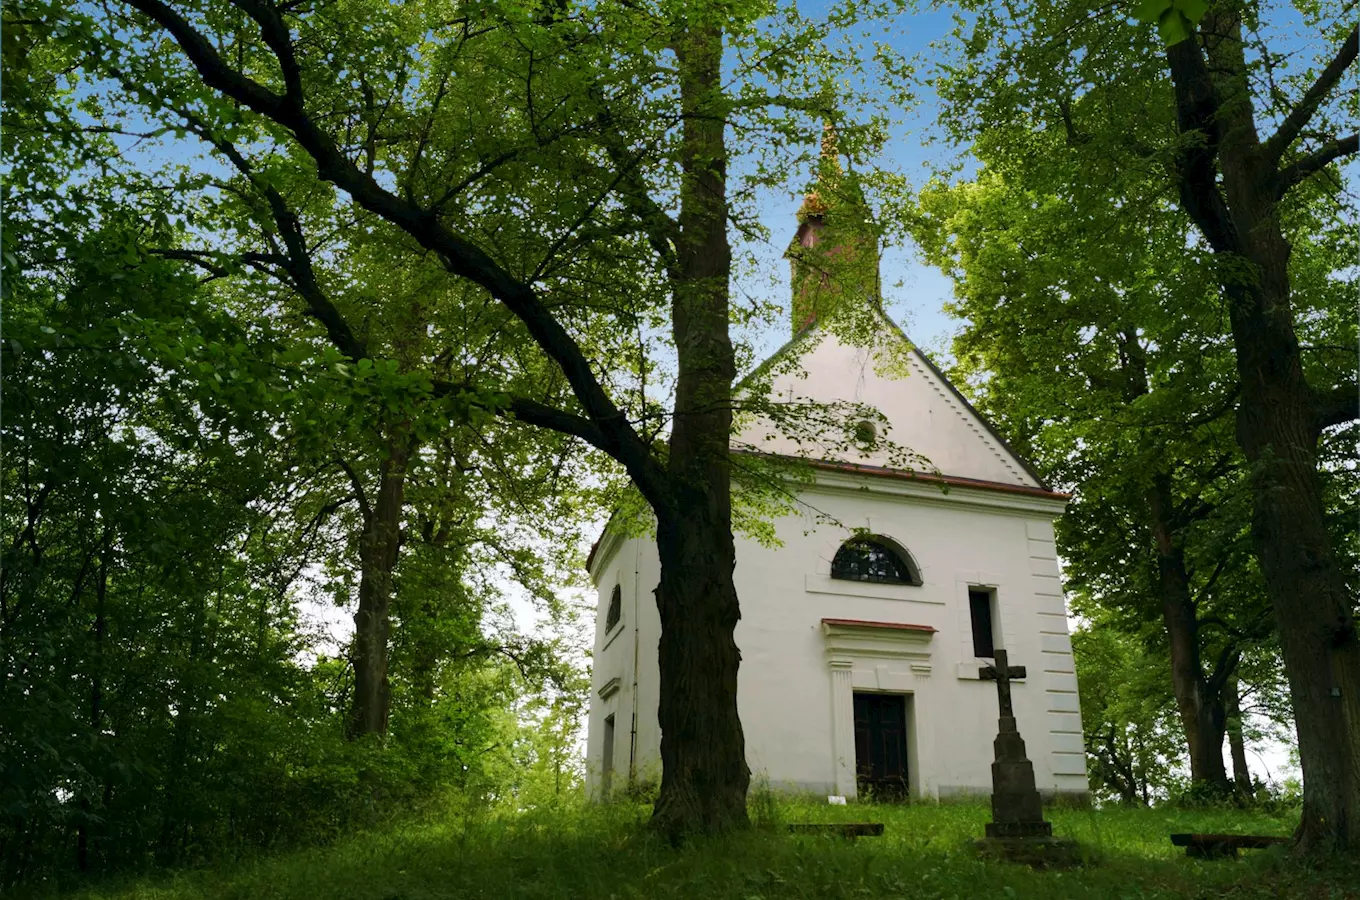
[39,799,1360,900]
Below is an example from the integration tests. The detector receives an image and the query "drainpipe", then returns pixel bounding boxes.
[629,538,640,787]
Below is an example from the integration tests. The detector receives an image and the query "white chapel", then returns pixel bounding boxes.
[585,145,1089,805]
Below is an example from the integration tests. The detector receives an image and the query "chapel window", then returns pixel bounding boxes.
[831,536,921,586]
[969,588,996,658]
[605,584,623,632]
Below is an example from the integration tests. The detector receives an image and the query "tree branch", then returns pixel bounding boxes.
[336,458,373,522]
[1206,642,1241,696]
[1262,25,1358,166]
[594,109,682,283]
[1277,132,1358,199]
[157,250,611,453]
[121,0,668,505]
[165,104,372,362]
[232,0,305,102]
[1315,381,1358,430]
[431,382,611,452]
[1164,33,1237,253]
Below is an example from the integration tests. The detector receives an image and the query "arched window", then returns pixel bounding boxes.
[605,584,623,632]
[831,536,920,586]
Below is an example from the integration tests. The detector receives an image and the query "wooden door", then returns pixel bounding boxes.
[853,692,909,800]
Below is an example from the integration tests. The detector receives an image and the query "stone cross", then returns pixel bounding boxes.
[980,649,1026,720]
[976,647,1054,846]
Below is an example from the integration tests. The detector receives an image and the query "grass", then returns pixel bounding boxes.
[28,797,1360,900]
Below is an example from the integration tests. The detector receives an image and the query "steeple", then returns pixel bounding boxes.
[786,124,881,335]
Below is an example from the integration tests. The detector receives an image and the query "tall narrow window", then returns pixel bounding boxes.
[601,714,616,796]
[605,584,622,632]
[969,589,996,658]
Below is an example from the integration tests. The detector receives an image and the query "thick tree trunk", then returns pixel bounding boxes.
[1216,89,1360,859]
[1165,18,1360,851]
[1225,675,1254,798]
[1228,297,1360,848]
[347,436,411,739]
[653,510,749,836]
[649,24,749,839]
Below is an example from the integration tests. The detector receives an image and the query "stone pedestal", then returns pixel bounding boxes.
[984,719,1051,840]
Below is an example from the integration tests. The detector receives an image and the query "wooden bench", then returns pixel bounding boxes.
[1170,833,1290,858]
[788,823,885,839]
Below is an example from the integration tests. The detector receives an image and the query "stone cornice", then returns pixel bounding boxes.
[822,617,936,663]
[793,460,1069,517]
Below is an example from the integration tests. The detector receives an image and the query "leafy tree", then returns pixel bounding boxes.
[65,0,904,836]
[921,0,1357,850]
[1,17,591,880]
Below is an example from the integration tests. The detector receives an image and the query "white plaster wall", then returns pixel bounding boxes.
[586,474,1089,802]
[586,534,663,798]
[736,327,1040,488]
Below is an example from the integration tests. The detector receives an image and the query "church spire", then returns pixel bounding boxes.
[786,123,881,336]
[797,123,844,222]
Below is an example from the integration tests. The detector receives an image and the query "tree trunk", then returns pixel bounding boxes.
[1121,331,1235,792]
[1148,477,1231,790]
[346,435,411,739]
[1230,314,1360,848]
[1225,675,1254,798]
[1165,18,1360,851]
[653,511,748,836]
[77,530,110,872]
[650,24,749,839]
[1101,728,1139,805]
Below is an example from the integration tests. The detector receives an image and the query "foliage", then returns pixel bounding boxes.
[1072,625,1186,805]
[1134,0,1208,46]
[0,10,595,883]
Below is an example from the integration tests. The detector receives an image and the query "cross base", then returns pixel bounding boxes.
[986,819,1052,839]
[975,836,1083,868]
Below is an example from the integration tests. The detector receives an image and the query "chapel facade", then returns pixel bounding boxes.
[584,141,1089,804]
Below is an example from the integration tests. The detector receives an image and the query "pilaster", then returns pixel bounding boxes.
[829,659,857,798]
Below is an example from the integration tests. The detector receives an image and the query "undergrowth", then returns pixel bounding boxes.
[24,796,1360,900]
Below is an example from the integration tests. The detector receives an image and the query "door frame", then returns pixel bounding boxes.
[822,619,934,801]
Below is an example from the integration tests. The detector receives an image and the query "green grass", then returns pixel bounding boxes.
[31,798,1360,900]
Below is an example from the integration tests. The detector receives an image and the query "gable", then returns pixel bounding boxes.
[734,317,1045,489]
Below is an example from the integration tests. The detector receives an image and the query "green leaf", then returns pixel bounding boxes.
[1157,9,1191,46]
[1133,0,1169,26]
[1138,0,1207,47]
[1177,0,1209,23]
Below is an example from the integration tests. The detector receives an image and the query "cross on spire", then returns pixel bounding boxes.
[980,648,1027,720]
